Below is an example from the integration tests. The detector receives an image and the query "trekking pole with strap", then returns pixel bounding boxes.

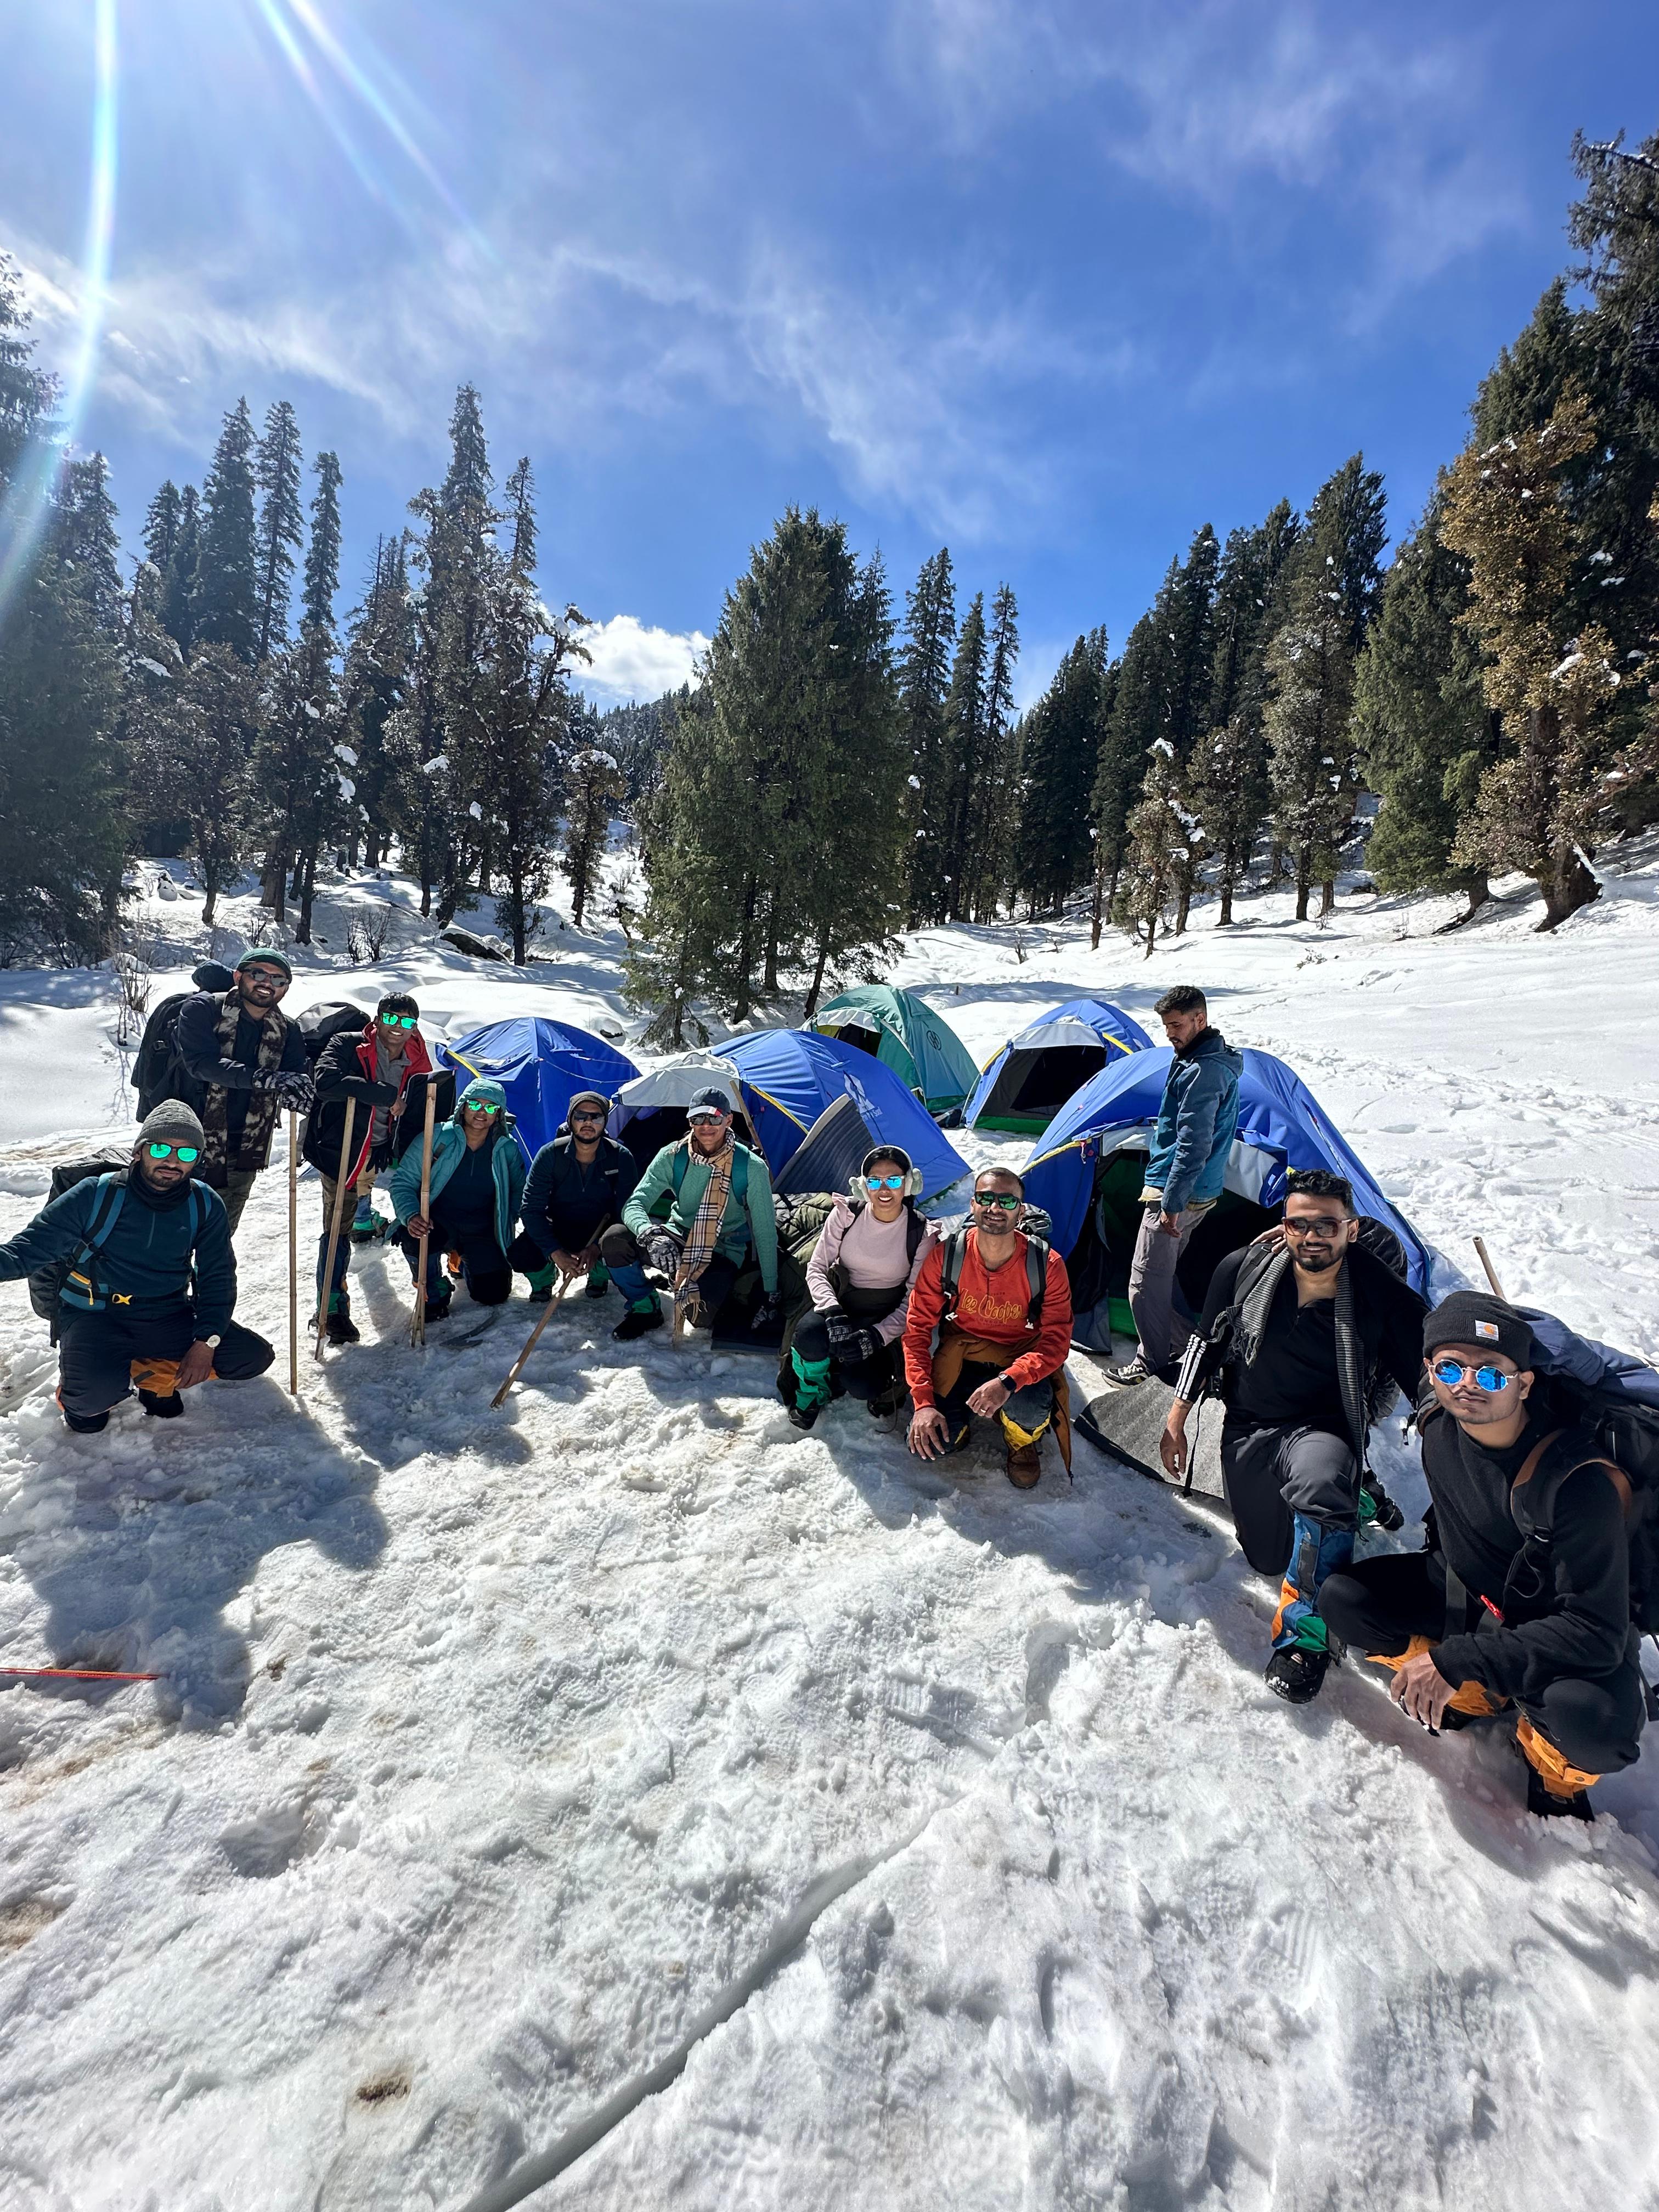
[1472,1236,1507,1301]
[410,1082,439,1348]
[490,1267,580,1409]
[314,1097,358,1362]
[287,1109,300,1395]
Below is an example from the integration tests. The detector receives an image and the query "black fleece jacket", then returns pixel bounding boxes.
[1421,1398,1632,1697]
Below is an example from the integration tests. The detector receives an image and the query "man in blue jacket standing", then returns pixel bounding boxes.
[0,1102,274,1432]
[1111,985,1243,1385]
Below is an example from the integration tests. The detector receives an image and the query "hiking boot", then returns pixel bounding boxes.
[424,1290,453,1323]
[324,1297,361,1346]
[348,1205,390,1244]
[1106,1355,1154,1387]
[584,1264,611,1300]
[1359,1480,1406,1533]
[1266,1646,1333,1704]
[139,1390,185,1419]
[1005,1438,1042,1489]
[788,1401,821,1432]
[527,1282,553,1307]
[613,1299,663,1342]
[57,1390,108,1435]
[866,1383,905,1419]
[1526,1765,1595,1822]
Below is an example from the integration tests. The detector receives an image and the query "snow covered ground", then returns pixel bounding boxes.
[4,847,1659,2211]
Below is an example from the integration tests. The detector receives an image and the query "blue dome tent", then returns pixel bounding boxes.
[1023,1044,1438,1349]
[437,1018,639,1166]
[964,998,1152,1136]
[723,1030,969,1201]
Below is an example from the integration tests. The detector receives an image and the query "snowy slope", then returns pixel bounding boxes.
[3,849,1659,2212]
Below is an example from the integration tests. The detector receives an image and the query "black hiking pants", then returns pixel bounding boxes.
[1318,1551,1645,1775]
[400,1222,512,1307]
[57,1303,274,1419]
[1221,1419,1358,1575]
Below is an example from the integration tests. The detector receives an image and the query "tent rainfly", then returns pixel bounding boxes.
[437,1018,639,1165]
[810,985,981,1115]
[721,1029,969,1200]
[963,998,1152,1136]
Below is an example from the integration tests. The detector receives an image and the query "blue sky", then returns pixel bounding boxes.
[3,0,1656,706]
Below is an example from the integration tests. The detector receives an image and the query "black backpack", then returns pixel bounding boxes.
[938,1206,1054,1328]
[132,993,193,1119]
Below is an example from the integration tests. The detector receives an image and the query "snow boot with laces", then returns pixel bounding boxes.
[584,1262,611,1300]
[324,1291,360,1346]
[1266,1644,1334,1703]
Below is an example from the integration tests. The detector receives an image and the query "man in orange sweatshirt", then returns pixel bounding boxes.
[904,1166,1074,1488]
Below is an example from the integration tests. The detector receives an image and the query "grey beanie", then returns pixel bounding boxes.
[138,1101,206,1150]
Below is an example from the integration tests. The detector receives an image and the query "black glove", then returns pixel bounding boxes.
[822,1304,856,1351]
[643,1231,681,1280]
[272,1069,313,1112]
[750,1292,783,1333]
[843,1325,883,1366]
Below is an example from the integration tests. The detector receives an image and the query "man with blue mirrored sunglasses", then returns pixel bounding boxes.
[1318,1289,1643,1820]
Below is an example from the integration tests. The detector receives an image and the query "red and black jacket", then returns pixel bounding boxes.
[302,1024,454,1184]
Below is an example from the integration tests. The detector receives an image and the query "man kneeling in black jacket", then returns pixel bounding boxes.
[1319,1291,1644,1820]
[0,1103,273,1432]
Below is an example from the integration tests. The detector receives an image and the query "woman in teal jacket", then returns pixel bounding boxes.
[390,1076,527,1317]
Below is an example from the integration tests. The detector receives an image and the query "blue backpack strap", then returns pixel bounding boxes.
[61,1172,127,1310]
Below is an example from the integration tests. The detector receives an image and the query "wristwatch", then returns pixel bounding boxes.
[201,1333,223,1350]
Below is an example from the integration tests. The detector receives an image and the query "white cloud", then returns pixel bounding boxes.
[574,613,708,705]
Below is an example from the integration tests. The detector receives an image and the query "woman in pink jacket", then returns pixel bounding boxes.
[787,1146,939,1431]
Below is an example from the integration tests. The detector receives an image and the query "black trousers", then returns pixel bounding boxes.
[1221,1419,1359,1575]
[57,1304,274,1418]
[402,1221,512,1306]
[792,1309,901,1401]
[1319,1551,1645,1775]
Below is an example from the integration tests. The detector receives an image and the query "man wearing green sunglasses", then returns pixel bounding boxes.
[0,1102,273,1432]
[1318,1289,1643,1820]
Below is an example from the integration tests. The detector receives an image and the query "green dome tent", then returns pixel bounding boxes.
[811,985,981,1115]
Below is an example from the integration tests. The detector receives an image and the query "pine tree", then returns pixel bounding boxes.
[624,687,726,1046]
[302,450,342,636]
[565,746,624,928]
[195,399,261,662]
[1440,390,1624,926]
[161,483,201,656]
[260,624,341,939]
[1263,594,1357,923]
[960,582,1019,920]
[142,481,183,578]
[1113,740,1199,959]
[1198,501,1299,922]
[56,453,122,636]
[148,643,259,924]
[253,399,304,662]
[1352,506,1496,914]
[938,592,988,922]
[1014,629,1105,918]
[341,535,412,868]
[900,547,957,925]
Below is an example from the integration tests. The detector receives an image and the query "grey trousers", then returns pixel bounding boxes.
[1221,1420,1359,1576]
[1127,1199,1203,1369]
[221,1167,259,1235]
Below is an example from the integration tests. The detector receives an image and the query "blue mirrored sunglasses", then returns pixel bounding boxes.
[1432,1359,1514,1392]
[865,1173,906,1192]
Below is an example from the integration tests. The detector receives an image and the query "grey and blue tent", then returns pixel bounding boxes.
[964,997,1151,1136]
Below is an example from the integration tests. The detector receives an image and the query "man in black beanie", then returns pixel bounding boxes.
[1318,1288,1645,1819]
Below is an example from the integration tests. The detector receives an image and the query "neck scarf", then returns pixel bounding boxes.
[198,991,287,1181]
[676,1130,736,1305]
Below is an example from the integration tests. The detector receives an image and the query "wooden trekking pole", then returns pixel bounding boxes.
[287,1109,299,1395]
[490,1267,579,1408]
[1472,1236,1507,1301]
[410,1082,439,1348]
[314,1097,357,1362]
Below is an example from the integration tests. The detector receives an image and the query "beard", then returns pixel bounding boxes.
[1293,1244,1341,1274]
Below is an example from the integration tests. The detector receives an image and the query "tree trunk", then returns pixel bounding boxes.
[510,872,527,964]
[1089,850,1106,950]
[803,940,829,1022]
[1294,868,1311,923]
[296,849,318,944]
[202,878,218,927]
[1175,879,1192,935]
[762,901,781,997]
[1143,913,1156,960]
[1319,877,1335,917]
[732,874,759,1023]
[1218,875,1234,927]
[263,848,287,921]
[1538,849,1600,930]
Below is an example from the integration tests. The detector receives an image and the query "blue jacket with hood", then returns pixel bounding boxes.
[1144,1027,1243,1215]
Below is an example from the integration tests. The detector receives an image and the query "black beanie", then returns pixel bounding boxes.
[1423,1290,1534,1370]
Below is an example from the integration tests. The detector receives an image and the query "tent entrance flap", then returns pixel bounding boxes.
[1065,1148,1279,1349]
[981,1043,1107,1132]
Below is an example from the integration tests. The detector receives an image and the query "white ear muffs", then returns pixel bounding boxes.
[903,1166,923,1198]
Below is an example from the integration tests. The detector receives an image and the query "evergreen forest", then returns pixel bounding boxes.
[1,129,1657,1019]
